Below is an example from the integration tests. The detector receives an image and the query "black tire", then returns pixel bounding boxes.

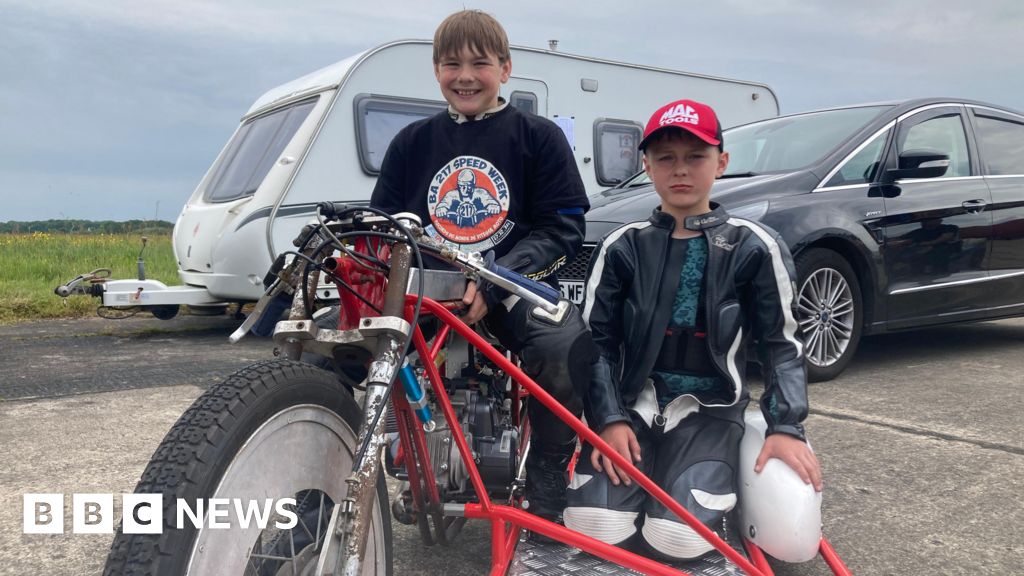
[185,305,228,317]
[302,305,342,373]
[103,359,393,576]
[149,305,180,320]
[794,248,863,382]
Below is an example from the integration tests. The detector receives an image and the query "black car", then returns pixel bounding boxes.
[559,98,1024,381]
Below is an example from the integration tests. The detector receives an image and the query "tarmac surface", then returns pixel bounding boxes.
[1,313,1022,575]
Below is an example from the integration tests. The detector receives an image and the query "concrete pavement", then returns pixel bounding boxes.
[1,316,1021,575]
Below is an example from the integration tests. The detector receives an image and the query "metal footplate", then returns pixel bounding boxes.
[508,532,748,576]
[272,316,412,358]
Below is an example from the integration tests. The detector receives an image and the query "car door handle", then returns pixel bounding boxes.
[962,199,988,213]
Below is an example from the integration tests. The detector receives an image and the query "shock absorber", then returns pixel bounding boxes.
[398,362,435,431]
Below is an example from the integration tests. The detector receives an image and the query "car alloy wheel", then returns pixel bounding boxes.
[794,248,863,382]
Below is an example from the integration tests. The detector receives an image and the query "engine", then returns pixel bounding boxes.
[385,376,520,499]
[438,383,519,495]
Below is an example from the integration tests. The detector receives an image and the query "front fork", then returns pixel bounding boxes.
[315,243,414,576]
[314,361,396,575]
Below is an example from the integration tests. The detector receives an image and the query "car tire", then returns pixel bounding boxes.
[794,248,863,382]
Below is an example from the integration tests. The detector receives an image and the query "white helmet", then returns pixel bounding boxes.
[737,411,822,563]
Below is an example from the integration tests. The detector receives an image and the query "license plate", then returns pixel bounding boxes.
[559,281,584,305]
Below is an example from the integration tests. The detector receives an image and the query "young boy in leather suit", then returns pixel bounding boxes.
[564,99,822,559]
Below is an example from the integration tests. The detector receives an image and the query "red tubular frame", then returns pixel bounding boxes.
[743,539,773,574]
[393,295,846,575]
[820,538,853,575]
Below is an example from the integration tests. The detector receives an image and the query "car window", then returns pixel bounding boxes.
[723,105,891,175]
[973,114,1024,175]
[898,114,971,177]
[825,130,889,187]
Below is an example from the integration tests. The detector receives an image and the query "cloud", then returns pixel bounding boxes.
[6,0,442,46]
[1,0,1023,222]
[1,167,196,221]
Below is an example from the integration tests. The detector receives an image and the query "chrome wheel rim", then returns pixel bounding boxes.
[797,268,855,368]
[185,405,386,575]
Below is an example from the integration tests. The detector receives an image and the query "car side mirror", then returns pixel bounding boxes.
[883,149,950,182]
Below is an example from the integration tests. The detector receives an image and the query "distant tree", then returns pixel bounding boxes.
[0,220,174,234]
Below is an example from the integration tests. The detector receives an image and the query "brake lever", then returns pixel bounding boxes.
[228,280,295,343]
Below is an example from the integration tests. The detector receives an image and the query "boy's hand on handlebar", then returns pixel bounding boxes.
[591,422,642,487]
[461,281,489,325]
[756,433,823,492]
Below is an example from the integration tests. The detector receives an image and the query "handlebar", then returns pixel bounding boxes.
[418,240,560,313]
[314,205,562,312]
[231,208,564,343]
[488,260,561,306]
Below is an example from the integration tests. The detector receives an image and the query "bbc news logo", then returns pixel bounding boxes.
[23,494,298,534]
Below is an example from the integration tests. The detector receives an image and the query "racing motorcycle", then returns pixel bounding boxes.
[102,205,851,575]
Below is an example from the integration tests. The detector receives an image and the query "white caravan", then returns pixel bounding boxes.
[73,40,779,314]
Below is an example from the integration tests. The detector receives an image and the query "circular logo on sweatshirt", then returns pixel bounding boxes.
[426,156,512,248]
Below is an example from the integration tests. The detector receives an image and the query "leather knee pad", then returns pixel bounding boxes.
[641,517,715,560]
[565,442,647,545]
[642,459,737,559]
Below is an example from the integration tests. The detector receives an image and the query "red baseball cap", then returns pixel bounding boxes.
[638,99,723,150]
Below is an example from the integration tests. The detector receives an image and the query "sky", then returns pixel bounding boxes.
[2,0,1022,222]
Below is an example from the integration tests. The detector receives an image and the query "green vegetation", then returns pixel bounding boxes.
[0,219,173,235]
[0,230,180,324]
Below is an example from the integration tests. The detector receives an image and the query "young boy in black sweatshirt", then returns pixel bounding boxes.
[370,10,596,522]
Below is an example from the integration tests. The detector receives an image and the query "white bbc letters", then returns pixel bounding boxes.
[73,494,114,534]
[23,494,64,534]
[123,493,163,534]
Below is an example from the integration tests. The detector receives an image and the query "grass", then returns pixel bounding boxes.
[0,232,180,324]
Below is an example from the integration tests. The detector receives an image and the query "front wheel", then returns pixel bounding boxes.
[103,359,393,576]
[794,248,863,382]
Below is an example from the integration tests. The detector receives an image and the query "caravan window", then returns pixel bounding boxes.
[205,97,318,203]
[594,119,643,186]
[355,95,447,175]
[509,91,537,115]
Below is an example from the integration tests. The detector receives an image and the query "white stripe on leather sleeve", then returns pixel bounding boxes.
[726,218,804,356]
[725,326,744,399]
[582,221,650,326]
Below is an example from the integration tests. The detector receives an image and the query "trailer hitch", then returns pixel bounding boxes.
[54,268,112,298]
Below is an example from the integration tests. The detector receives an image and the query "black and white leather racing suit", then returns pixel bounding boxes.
[564,204,809,559]
[581,204,808,439]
